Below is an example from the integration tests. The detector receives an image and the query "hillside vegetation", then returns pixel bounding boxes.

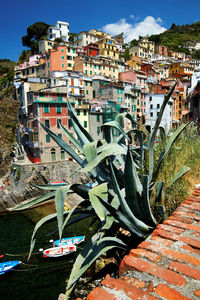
[149,21,200,57]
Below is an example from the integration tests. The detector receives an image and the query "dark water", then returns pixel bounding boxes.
[0,204,93,300]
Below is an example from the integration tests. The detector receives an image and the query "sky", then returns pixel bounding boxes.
[1,0,200,61]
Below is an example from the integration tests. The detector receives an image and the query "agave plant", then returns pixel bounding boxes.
[14,81,191,298]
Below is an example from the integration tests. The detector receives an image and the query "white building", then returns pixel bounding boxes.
[47,21,69,42]
[145,94,173,133]
[188,69,200,94]
[74,31,99,47]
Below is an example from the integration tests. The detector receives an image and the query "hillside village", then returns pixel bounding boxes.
[13,20,200,164]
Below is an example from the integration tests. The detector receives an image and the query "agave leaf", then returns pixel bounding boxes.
[141,175,158,226]
[89,183,108,220]
[83,141,98,177]
[11,191,56,211]
[66,236,126,295]
[155,181,164,204]
[55,187,68,240]
[80,143,127,173]
[67,100,94,144]
[148,82,177,182]
[125,113,139,129]
[159,127,166,150]
[124,148,143,219]
[70,184,90,199]
[115,113,125,128]
[66,231,103,297]
[102,120,129,140]
[97,195,149,237]
[170,166,190,185]
[38,119,84,166]
[28,212,58,260]
[58,121,83,153]
[109,161,151,233]
[132,129,144,167]
[34,183,69,190]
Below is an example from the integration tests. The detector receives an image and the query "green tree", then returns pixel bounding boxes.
[192,50,200,59]
[22,22,50,54]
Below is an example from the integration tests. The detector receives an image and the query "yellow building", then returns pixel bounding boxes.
[139,37,155,53]
[96,38,119,59]
[169,61,194,75]
[127,56,142,70]
[74,56,119,79]
[89,29,111,39]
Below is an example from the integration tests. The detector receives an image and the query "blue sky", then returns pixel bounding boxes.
[1,0,200,61]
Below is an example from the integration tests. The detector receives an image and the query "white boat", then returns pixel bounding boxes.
[42,245,77,258]
[52,235,85,247]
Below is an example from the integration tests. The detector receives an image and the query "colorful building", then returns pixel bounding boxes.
[96,37,119,59]
[74,55,119,79]
[47,21,69,42]
[46,45,77,75]
[84,43,99,57]
[74,31,99,47]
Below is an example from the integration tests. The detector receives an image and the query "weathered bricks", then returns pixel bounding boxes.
[87,190,200,300]
[138,241,200,266]
[163,219,200,232]
[87,287,116,300]
[153,229,200,249]
[119,255,186,286]
[157,223,185,234]
[154,283,192,300]
[168,215,194,224]
[101,275,159,300]
[129,248,160,263]
[181,203,200,211]
[150,236,174,247]
[169,261,200,280]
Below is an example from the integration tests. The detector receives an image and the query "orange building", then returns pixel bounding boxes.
[46,45,77,75]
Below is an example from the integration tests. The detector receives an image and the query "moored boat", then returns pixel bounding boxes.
[52,235,85,247]
[0,260,21,275]
[42,245,77,258]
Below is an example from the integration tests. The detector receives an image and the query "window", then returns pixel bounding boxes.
[67,48,70,52]
[57,119,62,128]
[86,90,88,94]
[84,121,87,128]
[46,134,50,143]
[90,63,92,67]
[84,110,87,116]
[150,104,153,109]
[157,104,160,109]
[57,105,61,114]
[150,112,153,117]
[85,62,87,67]
[99,89,102,95]
[51,148,56,161]
[45,119,50,128]
[61,56,64,60]
[48,62,50,68]
[149,96,152,101]
[58,133,62,140]
[90,71,92,75]
[77,110,80,115]
[78,99,82,106]
[117,89,119,94]
[85,82,88,86]
[62,63,64,68]
[97,114,100,122]
[44,104,49,113]
[97,126,101,135]
[60,149,65,160]
[85,70,87,74]
[61,49,64,53]
[90,82,92,87]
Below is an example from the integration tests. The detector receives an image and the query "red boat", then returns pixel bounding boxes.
[41,245,77,258]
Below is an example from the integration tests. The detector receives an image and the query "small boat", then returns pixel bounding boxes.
[53,235,85,247]
[41,245,77,258]
[0,260,21,275]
